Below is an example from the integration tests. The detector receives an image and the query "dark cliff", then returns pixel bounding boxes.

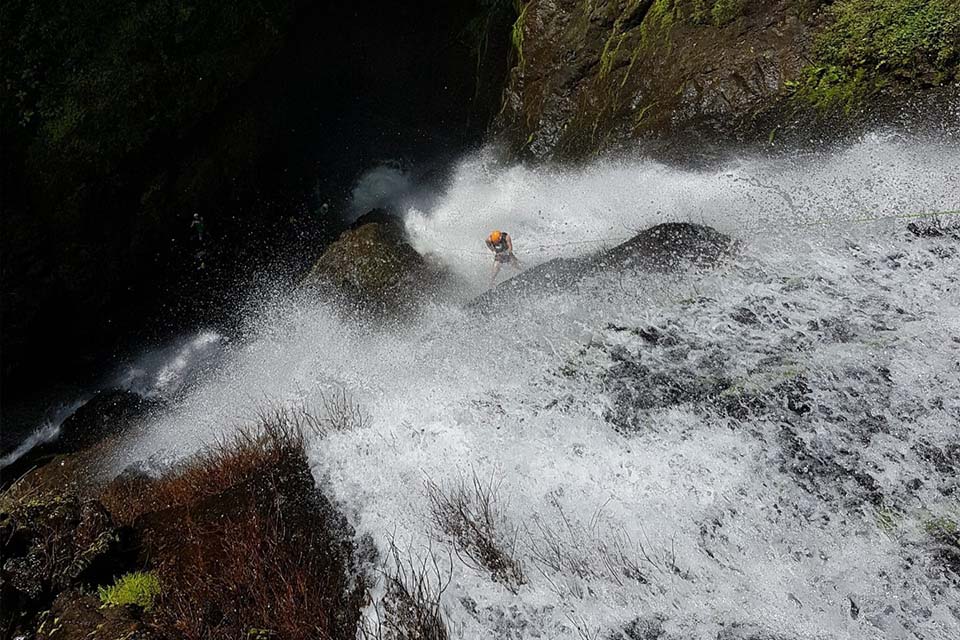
[0,0,516,420]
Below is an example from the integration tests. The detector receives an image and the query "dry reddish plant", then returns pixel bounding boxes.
[98,406,368,640]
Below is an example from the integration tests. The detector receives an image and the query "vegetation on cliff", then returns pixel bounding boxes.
[495,0,960,160]
[794,0,960,110]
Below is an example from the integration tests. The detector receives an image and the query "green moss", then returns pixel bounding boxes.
[511,2,529,69]
[710,0,745,26]
[98,571,162,611]
[795,0,960,111]
[641,0,679,47]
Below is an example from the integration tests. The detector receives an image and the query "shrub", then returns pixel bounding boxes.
[425,470,525,591]
[98,571,161,610]
[100,403,363,524]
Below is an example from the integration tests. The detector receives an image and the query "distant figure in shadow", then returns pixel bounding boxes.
[486,229,522,286]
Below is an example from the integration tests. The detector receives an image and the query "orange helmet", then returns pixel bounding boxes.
[489,230,503,243]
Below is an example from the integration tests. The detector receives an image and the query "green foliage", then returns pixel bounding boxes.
[795,0,960,111]
[710,0,745,26]
[98,571,162,611]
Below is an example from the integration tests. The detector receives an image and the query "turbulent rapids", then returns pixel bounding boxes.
[42,136,960,637]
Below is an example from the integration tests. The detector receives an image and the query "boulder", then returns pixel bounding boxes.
[471,222,735,310]
[305,208,449,314]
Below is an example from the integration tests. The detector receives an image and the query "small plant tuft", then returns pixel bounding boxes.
[425,470,525,591]
[98,571,162,611]
[359,541,451,640]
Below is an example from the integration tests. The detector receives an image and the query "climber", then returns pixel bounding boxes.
[486,229,521,285]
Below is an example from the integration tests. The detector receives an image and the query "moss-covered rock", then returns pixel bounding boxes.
[793,0,960,112]
[305,210,450,314]
[493,0,960,161]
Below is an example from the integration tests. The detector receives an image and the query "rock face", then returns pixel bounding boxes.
[306,209,449,314]
[494,0,960,161]
[472,222,735,310]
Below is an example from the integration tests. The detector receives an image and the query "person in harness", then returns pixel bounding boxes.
[486,229,521,285]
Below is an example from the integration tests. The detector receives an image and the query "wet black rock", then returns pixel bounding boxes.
[473,223,735,312]
[908,221,960,240]
[1,390,158,489]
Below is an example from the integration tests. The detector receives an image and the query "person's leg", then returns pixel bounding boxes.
[490,261,502,285]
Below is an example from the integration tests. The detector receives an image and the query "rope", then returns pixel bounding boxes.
[790,208,960,229]
[420,208,959,258]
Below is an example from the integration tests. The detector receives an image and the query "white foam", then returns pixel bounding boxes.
[115,136,960,638]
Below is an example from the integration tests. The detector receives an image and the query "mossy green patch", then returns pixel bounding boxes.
[794,0,960,111]
[710,0,745,26]
[98,571,162,611]
[512,1,529,69]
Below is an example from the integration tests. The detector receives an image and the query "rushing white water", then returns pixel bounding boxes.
[110,134,958,639]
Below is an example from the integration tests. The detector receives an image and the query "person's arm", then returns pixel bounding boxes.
[506,235,513,252]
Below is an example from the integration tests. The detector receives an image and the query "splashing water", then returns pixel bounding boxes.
[111,134,959,638]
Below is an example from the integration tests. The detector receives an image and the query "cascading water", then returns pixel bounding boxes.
[98,134,959,638]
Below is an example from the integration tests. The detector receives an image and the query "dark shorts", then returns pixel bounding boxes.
[494,252,516,264]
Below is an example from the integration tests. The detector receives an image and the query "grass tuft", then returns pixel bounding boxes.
[98,403,368,640]
[98,571,161,610]
[359,540,451,640]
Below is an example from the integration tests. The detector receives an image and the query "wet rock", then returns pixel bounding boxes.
[305,208,449,314]
[776,424,883,508]
[925,518,960,583]
[34,591,160,640]
[0,493,126,632]
[716,622,799,640]
[908,220,960,240]
[603,351,733,432]
[1,390,157,489]
[602,223,737,272]
[731,307,760,326]
[610,615,666,639]
[473,223,734,311]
